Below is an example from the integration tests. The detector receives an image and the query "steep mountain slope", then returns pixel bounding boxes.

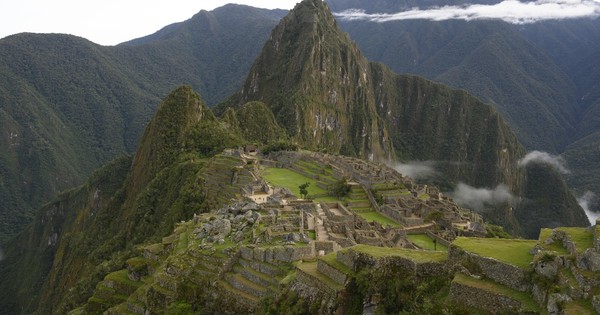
[223,0,522,189]
[220,0,588,235]
[327,16,579,152]
[326,0,600,214]
[0,5,285,243]
[0,86,271,314]
[0,34,157,243]
[115,4,287,106]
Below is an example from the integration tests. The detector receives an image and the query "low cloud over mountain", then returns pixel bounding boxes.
[335,0,600,24]
[392,161,437,180]
[449,183,515,212]
[518,150,570,174]
[578,191,600,224]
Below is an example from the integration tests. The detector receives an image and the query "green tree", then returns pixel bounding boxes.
[299,182,310,199]
[331,178,351,198]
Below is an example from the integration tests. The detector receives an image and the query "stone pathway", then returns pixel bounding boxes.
[315,204,329,241]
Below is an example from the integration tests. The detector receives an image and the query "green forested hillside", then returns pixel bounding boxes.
[0,86,286,314]
[0,5,286,243]
[0,34,158,243]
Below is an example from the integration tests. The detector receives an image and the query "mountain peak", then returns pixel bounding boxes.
[226,0,391,160]
[130,86,213,194]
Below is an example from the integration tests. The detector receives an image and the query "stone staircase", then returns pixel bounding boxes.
[346,184,374,213]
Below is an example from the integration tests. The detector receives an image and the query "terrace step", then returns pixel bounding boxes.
[224,273,271,298]
[233,264,281,288]
[317,258,348,285]
[218,280,260,304]
[450,273,540,314]
[295,261,344,295]
[238,258,289,278]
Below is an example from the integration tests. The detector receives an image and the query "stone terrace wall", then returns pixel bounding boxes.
[240,245,315,264]
[448,245,530,292]
[317,260,347,285]
[449,280,524,314]
[427,231,451,247]
[380,205,405,223]
[294,266,339,297]
[343,248,447,279]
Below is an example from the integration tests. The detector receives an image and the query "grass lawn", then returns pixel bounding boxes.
[452,237,536,269]
[563,299,595,315]
[407,234,448,251]
[556,227,594,253]
[320,252,352,274]
[350,244,447,263]
[453,273,540,313]
[262,167,328,197]
[356,211,401,227]
[538,228,569,255]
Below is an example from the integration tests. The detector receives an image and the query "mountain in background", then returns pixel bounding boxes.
[0,1,590,313]
[327,0,600,211]
[0,5,286,243]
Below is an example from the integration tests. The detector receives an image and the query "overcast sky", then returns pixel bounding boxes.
[335,0,600,24]
[0,0,300,46]
[3,0,600,46]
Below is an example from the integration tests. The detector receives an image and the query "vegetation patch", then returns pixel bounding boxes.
[350,244,447,263]
[556,227,594,253]
[320,252,352,275]
[452,237,536,269]
[297,261,344,290]
[562,299,595,314]
[538,228,569,255]
[407,234,448,251]
[355,211,400,227]
[262,168,328,197]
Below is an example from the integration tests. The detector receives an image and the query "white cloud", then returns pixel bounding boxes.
[334,0,600,24]
[449,182,514,211]
[518,151,570,174]
[578,191,600,225]
[393,161,437,180]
